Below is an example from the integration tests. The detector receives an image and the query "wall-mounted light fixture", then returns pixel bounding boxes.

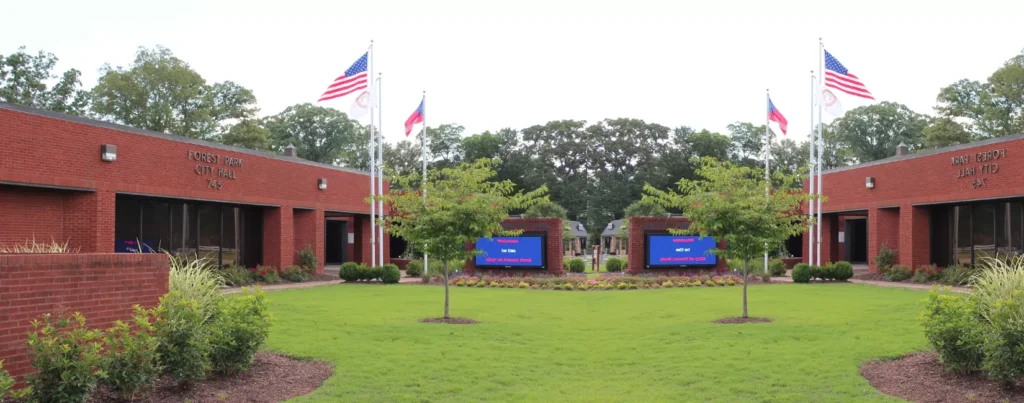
[318,178,327,190]
[865,176,875,189]
[100,144,117,162]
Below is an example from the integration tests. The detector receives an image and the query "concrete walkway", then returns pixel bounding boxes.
[767,273,970,293]
[222,279,341,294]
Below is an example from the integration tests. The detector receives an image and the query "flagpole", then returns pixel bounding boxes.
[808,69,816,267]
[816,38,824,266]
[368,40,376,268]
[764,89,770,275]
[421,91,429,278]
[377,73,385,266]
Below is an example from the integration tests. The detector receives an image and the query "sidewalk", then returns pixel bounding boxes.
[767,273,970,293]
[222,279,340,294]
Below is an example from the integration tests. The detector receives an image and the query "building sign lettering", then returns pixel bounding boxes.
[189,150,242,190]
[950,148,1006,189]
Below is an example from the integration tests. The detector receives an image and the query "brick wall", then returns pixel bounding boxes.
[465,218,564,276]
[805,136,1024,271]
[0,104,386,268]
[626,217,728,275]
[0,253,169,381]
[0,186,64,247]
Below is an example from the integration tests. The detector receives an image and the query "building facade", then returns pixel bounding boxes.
[0,102,389,272]
[805,136,1024,271]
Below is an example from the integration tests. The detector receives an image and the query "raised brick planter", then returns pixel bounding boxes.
[464,218,564,277]
[0,253,169,381]
[626,216,728,275]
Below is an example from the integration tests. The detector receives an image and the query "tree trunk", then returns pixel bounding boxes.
[742,259,749,319]
[443,261,450,319]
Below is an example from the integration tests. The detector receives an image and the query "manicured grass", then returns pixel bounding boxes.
[265,284,928,402]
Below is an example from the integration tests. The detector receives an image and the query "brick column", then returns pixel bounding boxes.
[867,207,900,272]
[820,214,839,264]
[292,208,325,273]
[262,206,294,269]
[62,190,115,253]
[900,205,931,270]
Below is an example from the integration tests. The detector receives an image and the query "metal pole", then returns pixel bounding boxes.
[817,39,824,266]
[422,92,429,276]
[808,70,815,267]
[377,73,385,266]
[764,89,770,274]
[368,41,376,268]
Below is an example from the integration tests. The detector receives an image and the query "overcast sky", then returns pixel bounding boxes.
[3,0,1022,146]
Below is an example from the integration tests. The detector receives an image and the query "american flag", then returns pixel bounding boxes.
[318,52,369,102]
[824,49,874,100]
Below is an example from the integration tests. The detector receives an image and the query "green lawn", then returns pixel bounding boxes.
[265,284,929,402]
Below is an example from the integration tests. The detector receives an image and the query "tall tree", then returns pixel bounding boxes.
[426,124,465,170]
[90,46,258,141]
[644,158,816,319]
[263,103,364,166]
[376,159,547,319]
[923,117,973,149]
[0,46,88,115]
[523,200,573,242]
[383,139,422,180]
[831,101,930,163]
[521,120,594,222]
[727,122,768,167]
[616,199,668,243]
[217,119,271,151]
[936,55,1024,139]
[769,138,808,178]
[586,118,671,239]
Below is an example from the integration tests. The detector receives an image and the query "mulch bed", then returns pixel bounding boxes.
[714,317,773,324]
[861,352,1024,403]
[420,317,479,324]
[307,273,338,282]
[853,272,888,281]
[87,352,332,403]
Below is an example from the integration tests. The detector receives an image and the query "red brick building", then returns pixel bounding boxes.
[805,137,1024,271]
[0,102,390,272]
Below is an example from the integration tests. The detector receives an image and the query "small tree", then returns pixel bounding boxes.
[643,157,817,318]
[376,158,547,319]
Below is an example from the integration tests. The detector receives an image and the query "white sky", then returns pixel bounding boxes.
[3,0,1022,146]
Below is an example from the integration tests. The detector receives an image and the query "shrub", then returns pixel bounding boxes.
[568,258,586,273]
[912,264,943,283]
[339,262,362,282]
[822,263,837,281]
[405,260,424,277]
[155,292,212,386]
[281,265,310,282]
[792,263,812,283]
[25,311,104,403]
[981,291,1024,386]
[208,288,271,375]
[882,264,913,282]
[616,282,628,290]
[253,265,281,284]
[366,266,384,281]
[833,261,854,281]
[101,306,160,401]
[808,265,824,281]
[875,243,897,271]
[381,264,401,284]
[768,259,787,276]
[941,264,974,286]
[219,264,255,286]
[0,360,28,400]
[168,253,225,317]
[605,257,624,272]
[297,244,318,272]
[920,289,985,375]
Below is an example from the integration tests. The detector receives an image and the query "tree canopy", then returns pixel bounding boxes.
[0,47,88,115]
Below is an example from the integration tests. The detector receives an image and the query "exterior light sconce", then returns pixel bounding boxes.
[100,144,117,162]
[318,178,327,190]
[865,176,875,189]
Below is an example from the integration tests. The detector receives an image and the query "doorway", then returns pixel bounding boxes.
[844,218,868,263]
[325,220,349,264]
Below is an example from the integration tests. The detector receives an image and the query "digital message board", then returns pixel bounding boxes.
[645,233,717,268]
[474,235,546,269]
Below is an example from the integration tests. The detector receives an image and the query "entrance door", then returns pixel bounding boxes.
[845,218,868,263]
[325,220,348,264]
